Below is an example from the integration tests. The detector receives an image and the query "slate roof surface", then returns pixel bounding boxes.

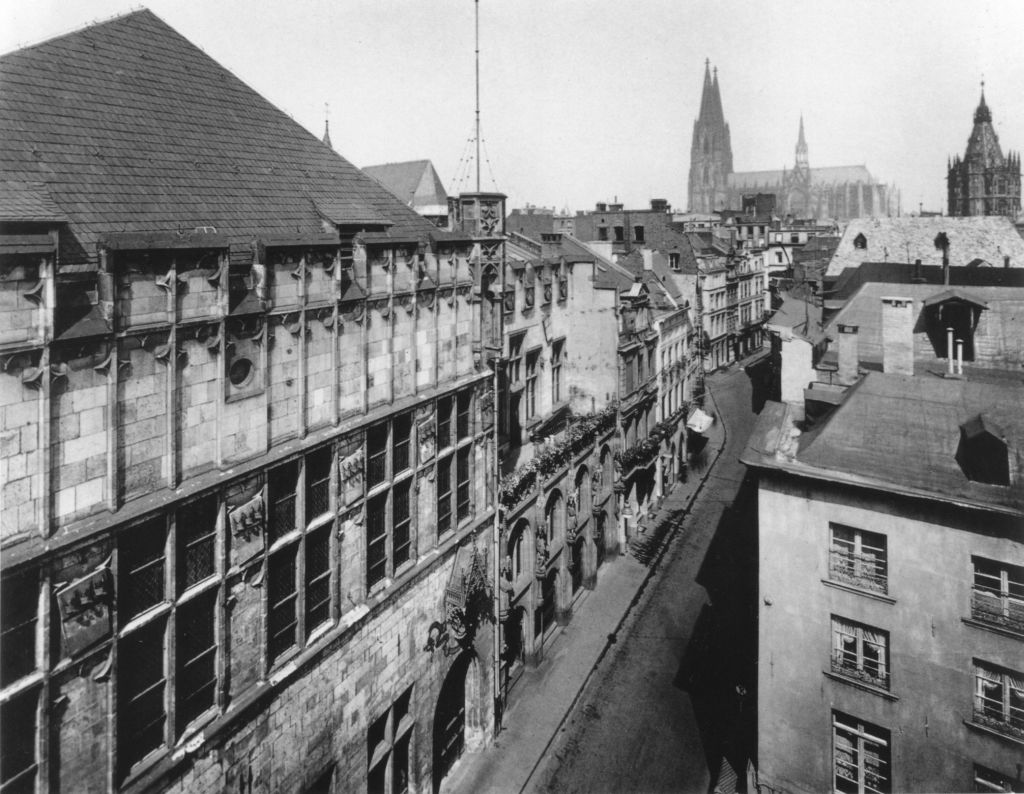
[743,373,1024,513]
[767,293,825,344]
[0,180,68,222]
[362,160,448,212]
[824,281,1024,369]
[824,216,1024,277]
[0,10,436,267]
[827,261,1024,301]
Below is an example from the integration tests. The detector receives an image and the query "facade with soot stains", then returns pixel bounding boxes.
[0,10,506,794]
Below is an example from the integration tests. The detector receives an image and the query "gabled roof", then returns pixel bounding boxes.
[0,10,435,267]
[362,160,449,213]
[921,288,989,309]
[743,373,1024,514]
[824,217,1024,277]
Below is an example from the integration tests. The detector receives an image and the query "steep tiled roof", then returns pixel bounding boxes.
[0,10,435,267]
[362,160,448,212]
[824,216,1024,277]
[743,373,1024,514]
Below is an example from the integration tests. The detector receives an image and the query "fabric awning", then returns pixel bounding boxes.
[686,408,714,434]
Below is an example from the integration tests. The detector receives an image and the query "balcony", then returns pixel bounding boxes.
[830,652,890,692]
[971,590,1024,635]
[829,549,887,595]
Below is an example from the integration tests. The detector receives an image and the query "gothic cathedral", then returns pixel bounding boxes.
[688,60,733,215]
[687,63,898,221]
[947,86,1021,218]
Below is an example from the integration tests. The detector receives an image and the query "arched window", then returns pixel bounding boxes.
[576,466,591,517]
[545,491,564,545]
[508,520,529,581]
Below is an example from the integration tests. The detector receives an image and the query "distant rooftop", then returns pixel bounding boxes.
[824,216,1024,277]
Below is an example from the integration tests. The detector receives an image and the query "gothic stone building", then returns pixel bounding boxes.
[688,63,898,221]
[947,88,1022,218]
[0,11,506,794]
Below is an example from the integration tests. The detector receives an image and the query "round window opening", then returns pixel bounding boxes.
[229,357,254,387]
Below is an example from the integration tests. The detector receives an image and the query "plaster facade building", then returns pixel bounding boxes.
[743,370,1023,794]
[947,88,1022,219]
[494,231,621,703]
[687,63,898,221]
[0,12,506,794]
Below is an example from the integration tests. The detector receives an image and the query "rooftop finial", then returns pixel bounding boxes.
[322,102,332,148]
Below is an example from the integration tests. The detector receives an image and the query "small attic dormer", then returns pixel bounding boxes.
[956,414,1010,486]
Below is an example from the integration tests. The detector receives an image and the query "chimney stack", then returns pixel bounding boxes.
[642,249,654,271]
[881,297,914,375]
[1004,255,1011,269]
[837,324,859,385]
[946,327,955,375]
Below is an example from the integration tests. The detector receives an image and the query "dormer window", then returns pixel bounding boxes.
[853,233,867,250]
[956,415,1009,486]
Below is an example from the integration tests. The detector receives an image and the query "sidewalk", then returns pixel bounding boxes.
[444,405,728,794]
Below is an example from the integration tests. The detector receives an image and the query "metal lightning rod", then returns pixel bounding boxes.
[475,0,481,192]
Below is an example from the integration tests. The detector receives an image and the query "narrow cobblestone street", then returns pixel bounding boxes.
[529,365,761,794]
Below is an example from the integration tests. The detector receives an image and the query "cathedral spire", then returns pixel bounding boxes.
[698,58,715,122]
[795,114,808,170]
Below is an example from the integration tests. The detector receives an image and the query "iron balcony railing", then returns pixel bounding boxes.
[971,589,1024,634]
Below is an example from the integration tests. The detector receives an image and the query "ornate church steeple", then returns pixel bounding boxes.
[688,60,733,213]
[948,83,1021,217]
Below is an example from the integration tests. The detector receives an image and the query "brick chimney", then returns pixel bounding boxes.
[881,297,914,375]
[837,324,859,385]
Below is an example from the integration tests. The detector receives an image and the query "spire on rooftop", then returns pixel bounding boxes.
[322,102,332,148]
[974,80,991,124]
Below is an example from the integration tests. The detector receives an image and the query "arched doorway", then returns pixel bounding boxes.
[571,536,584,594]
[433,652,473,793]
[534,568,558,643]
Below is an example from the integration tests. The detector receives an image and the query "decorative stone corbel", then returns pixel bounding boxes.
[22,280,45,304]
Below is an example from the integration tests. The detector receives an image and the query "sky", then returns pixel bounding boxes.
[3,0,1024,216]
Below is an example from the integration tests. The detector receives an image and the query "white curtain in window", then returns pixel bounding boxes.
[1008,673,1024,697]
[862,628,886,647]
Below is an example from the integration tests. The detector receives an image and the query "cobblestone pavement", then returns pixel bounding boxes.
[529,366,760,794]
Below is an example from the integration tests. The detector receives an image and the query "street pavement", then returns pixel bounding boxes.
[445,363,760,794]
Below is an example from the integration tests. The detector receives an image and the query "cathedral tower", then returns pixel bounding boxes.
[947,85,1021,217]
[688,60,733,213]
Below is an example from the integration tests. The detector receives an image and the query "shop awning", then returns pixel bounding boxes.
[686,407,714,434]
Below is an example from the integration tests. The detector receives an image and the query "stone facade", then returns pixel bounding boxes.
[0,12,507,794]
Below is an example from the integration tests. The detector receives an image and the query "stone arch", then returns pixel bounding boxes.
[432,650,483,793]
[575,465,591,516]
[544,489,565,547]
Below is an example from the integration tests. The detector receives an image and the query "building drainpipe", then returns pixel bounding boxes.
[491,358,503,736]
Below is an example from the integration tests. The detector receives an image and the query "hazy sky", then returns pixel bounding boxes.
[3,1,1023,216]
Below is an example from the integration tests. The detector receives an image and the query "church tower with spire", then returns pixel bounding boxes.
[947,85,1021,217]
[688,60,733,213]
